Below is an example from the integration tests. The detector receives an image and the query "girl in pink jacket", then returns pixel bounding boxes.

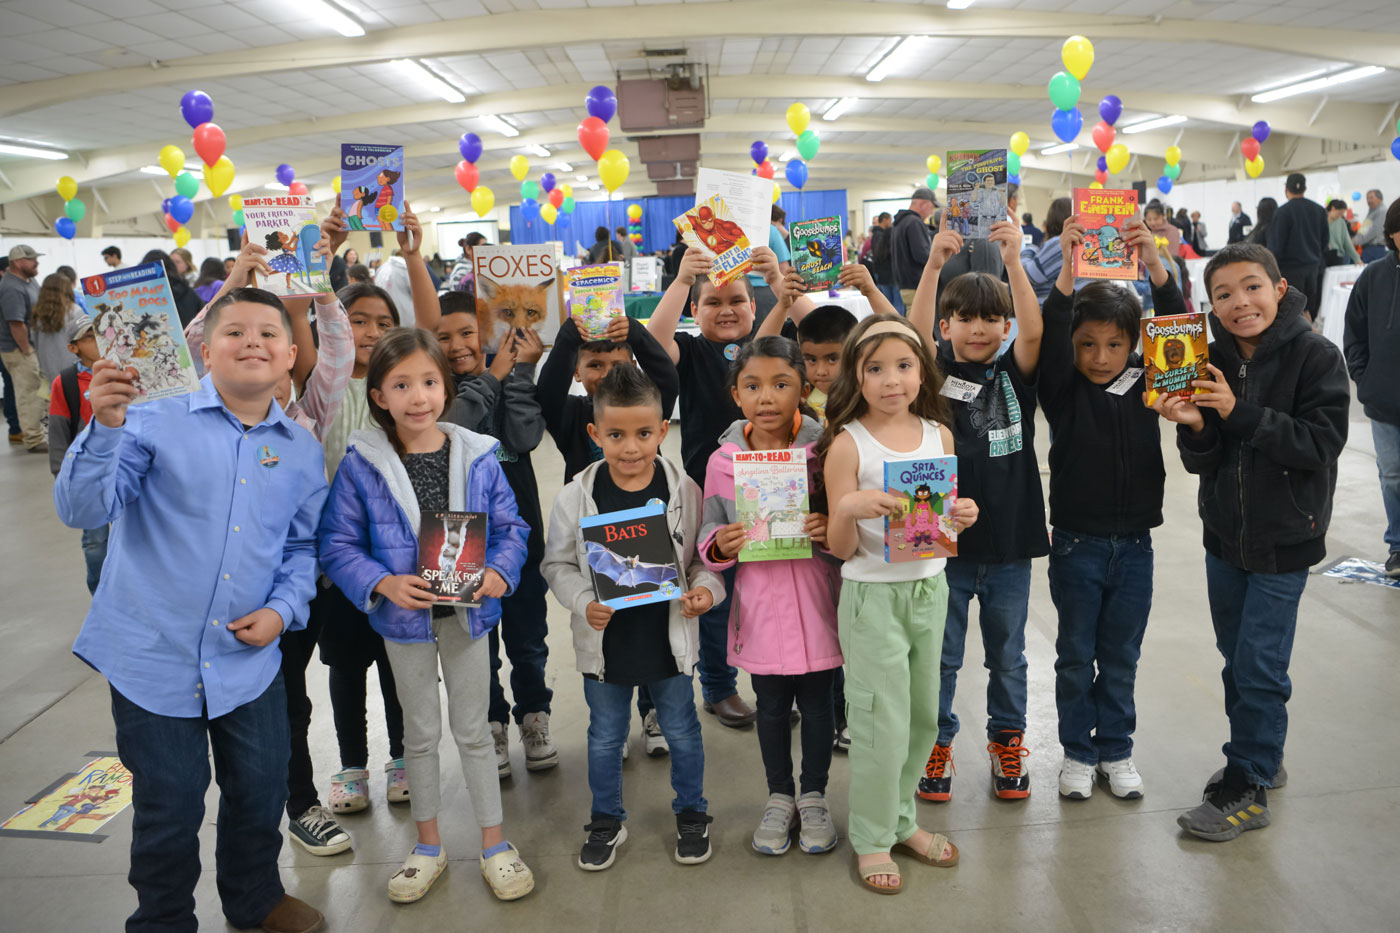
[700,336,843,859]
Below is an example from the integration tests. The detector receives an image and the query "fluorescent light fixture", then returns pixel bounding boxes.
[1251,65,1385,103]
[142,164,202,177]
[823,97,859,121]
[866,36,930,83]
[1040,142,1079,155]
[479,114,519,138]
[0,141,68,160]
[587,182,600,190]
[778,151,795,162]
[264,183,288,190]
[296,0,365,37]
[555,162,573,172]
[946,0,976,8]
[428,206,441,212]
[525,144,550,158]
[576,174,589,181]
[391,58,466,104]
[1120,114,1188,135]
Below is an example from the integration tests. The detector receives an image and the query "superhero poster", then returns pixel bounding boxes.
[417,510,487,607]
[1141,312,1209,407]
[884,456,958,562]
[1073,187,1139,280]
[674,167,773,286]
[579,502,685,609]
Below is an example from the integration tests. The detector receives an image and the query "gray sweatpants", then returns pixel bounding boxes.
[383,619,503,829]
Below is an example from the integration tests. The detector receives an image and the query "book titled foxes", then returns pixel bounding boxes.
[946,149,1008,239]
[417,510,487,607]
[673,167,772,286]
[790,216,844,289]
[1142,312,1209,407]
[340,143,404,233]
[240,195,330,298]
[565,262,624,338]
[83,262,201,404]
[732,449,811,562]
[884,456,958,562]
[580,502,685,610]
[473,243,565,350]
[1073,187,1139,280]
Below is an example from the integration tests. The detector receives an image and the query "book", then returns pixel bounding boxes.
[674,167,772,286]
[579,502,685,610]
[565,262,624,338]
[417,510,488,607]
[240,195,331,298]
[790,215,844,289]
[1142,312,1210,407]
[945,149,1008,239]
[473,243,565,350]
[83,262,201,404]
[883,456,958,562]
[732,449,811,562]
[630,256,660,293]
[1073,187,1139,280]
[340,143,404,233]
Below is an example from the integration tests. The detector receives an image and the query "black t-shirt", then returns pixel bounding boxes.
[590,462,678,686]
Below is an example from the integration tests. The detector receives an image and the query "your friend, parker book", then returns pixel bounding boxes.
[732,449,811,562]
[240,195,330,298]
[580,502,684,609]
[417,510,488,607]
[883,456,958,562]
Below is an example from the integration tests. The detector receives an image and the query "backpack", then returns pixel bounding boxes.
[59,364,82,440]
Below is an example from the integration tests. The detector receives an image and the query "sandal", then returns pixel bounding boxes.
[480,843,535,901]
[856,856,902,894]
[385,759,409,804]
[893,831,959,867]
[328,769,370,813]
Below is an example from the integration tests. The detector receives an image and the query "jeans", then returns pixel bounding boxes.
[1047,530,1154,764]
[584,673,706,821]
[81,524,109,595]
[697,566,739,703]
[488,558,553,724]
[1361,244,1388,264]
[1372,419,1400,552]
[875,282,905,314]
[1204,551,1307,787]
[938,558,1032,743]
[751,670,835,796]
[0,353,17,435]
[111,675,289,933]
[280,614,324,820]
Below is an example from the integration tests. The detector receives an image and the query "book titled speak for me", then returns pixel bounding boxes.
[417,510,488,607]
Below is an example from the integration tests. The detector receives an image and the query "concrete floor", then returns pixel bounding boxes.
[1,399,1398,933]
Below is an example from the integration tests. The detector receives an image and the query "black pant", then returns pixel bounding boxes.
[1278,263,1321,315]
[280,615,323,820]
[751,670,836,796]
[328,655,405,769]
[488,558,554,724]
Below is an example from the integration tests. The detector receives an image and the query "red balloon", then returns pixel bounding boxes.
[454,160,479,192]
[192,121,226,166]
[577,116,609,162]
[288,181,308,196]
[756,160,775,179]
[1094,169,1107,184]
[1092,121,1115,154]
[1240,137,1260,161]
[548,188,564,208]
[164,213,180,233]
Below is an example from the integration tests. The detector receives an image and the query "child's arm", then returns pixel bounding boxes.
[185,235,273,376]
[994,213,1043,380]
[541,484,599,619]
[293,295,354,442]
[443,371,501,433]
[53,361,150,531]
[480,453,530,596]
[1123,215,1186,318]
[823,430,904,561]
[496,335,547,455]
[1343,273,1369,385]
[261,467,329,636]
[908,211,964,346]
[1037,221,1082,411]
[648,248,711,364]
[536,317,583,444]
[755,268,809,340]
[399,202,441,333]
[679,475,725,615]
[625,317,680,420]
[698,450,743,570]
[837,261,896,317]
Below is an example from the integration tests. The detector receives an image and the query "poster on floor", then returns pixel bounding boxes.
[1,753,133,843]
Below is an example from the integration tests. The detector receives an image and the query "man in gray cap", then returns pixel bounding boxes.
[890,186,937,310]
[0,244,46,452]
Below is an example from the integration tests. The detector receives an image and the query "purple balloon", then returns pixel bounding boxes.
[180,90,214,129]
[1098,95,1122,127]
[458,132,483,163]
[162,197,172,215]
[784,158,808,190]
[750,140,768,164]
[541,172,556,193]
[1252,120,1271,143]
[1096,155,1108,173]
[276,164,295,186]
[586,85,617,124]
[1051,106,1083,143]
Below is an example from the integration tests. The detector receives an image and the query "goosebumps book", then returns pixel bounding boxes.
[340,143,405,232]
[1073,187,1139,280]
[565,262,624,338]
[946,149,1008,239]
[84,262,201,404]
[1142,312,1209,407]
[732,449,811,562]
[790,216,844,289]
[417,511,487,607]
[579,502,684,610]
[240,195,330,298]
[884,456,958,562]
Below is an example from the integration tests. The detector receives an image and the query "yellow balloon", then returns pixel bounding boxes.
[228,194,243,212]
[926,154,942,174]
[786,102,810,135]
[626,204,643,221]
[471,186,495,217]
[560,183,574,199]
[56,176,78,202]
[1062,35,1095,81]
[1009,132,1030,157]
[1088,181,1104,190]
[540,202,558,225]
[1105,142,1130,174]
[509,155,529,181]
[159,145,185,178]
[598,149,630,192]
[1164,145,1182,167]
[204,155,235,197]
[332,175,342,195]
[173,226,191,248]
[1245,155,1265,178]
[772,182,781,204]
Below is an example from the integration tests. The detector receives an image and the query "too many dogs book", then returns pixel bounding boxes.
[240,195,330,298]
[417,510,487,607]
[884,456,958,562]
[732,449,811,562]
[84,262,201,404]
[790,216,844,290]
[580,502,685,609]
[1072,187,1139,280]
[1142,312,1209,407]
[340,143,405,232]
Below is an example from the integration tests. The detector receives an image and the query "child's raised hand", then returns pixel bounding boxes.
[585,601,614,631]
[1123,214,1163,274]
[1190,363,1237,419]
[477,569,508,600]
[1150,391,1205,430]
[929,209,964,270]
[1060,218,1086,263]
[681,586,714,618]
[988,216,1023,266]
[950,498,979,534]
[88,359,140,429]
[227,608,284,647]
[804,512,829,547]
[374,574,437,611]
[713,522,750,560]
[230,234,273,285]
[677,248,712,286]
[488,327,518,381]
[514,326,544,365]
[837,261,875,295]
[603,315,631,343]
[397,201,421,256]
[321,206,349,258]
[839,489,905,521]
[750,245,782,288]
[777,269,808,304]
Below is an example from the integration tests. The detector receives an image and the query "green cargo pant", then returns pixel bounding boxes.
[838,574,948,855]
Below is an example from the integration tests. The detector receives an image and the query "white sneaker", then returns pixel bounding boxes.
[642,710,669,757]
[622,731,631,761]
[1058,757,1095,800]
[520,712,559,772]
[1096,758,1144,799]
[491,722,511,779]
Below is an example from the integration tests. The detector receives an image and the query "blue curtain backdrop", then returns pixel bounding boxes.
[506,188,848,254]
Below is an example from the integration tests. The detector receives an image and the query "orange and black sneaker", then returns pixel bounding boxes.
[916,744,955,802]
[987,730,1031,799]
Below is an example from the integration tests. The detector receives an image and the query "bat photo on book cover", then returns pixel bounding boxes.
[584,542,680,589]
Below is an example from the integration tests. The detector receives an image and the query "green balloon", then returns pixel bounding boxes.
[232,208,244,226]
[561,197,576,214]
[174,171,199,199]
[520,180,540,201]
[1047,70,1081,111]
[64,198,86,222]
[1164,162,1181,180]
[796,129,820,161]
[926,172,939,190]
[1007,151,1022,175]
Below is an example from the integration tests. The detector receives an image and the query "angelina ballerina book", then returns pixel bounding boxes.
[565,262,625,338]
[85,263,201,404]
[340,144,405,232]
[789,216,844,289]
[240,195,330,298]
[884,456,958,562]
[946,149,1008,240]
[1141,312,1209,407]
[417,510,488,607]
[1072,188,1139,280]
[732,449,811,562]
[580,502,685,610]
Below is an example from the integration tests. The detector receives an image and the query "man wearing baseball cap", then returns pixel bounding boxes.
[0,244,46,452]
[890,187,938,309]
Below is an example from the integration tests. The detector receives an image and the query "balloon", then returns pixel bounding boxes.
[272,164,293,186]
[203,155,234,197]
[926,173,940,190]
[1051,107,1082,143]
[1098,95,1123,126]
[1007,151,1022,175]
[541,172,556,193]
[1096,155,1108,172]
[1047,71,1081,111]
[786,102,810,135]
[540,202,558,225]
[1245,156,1265,178]
[55,217,76,239]
[180,90,214,129]
[1089,181,1104,190]
[520,180,540,201]
[626,203,642,221]
[521,198,540,222]
[232,209,244,226]
[1092,121,1115,154]
[1062,35,1095,80]
[510,155,530,181]
[1008,132,1029,157]
[750,141,768,164]
[1105,143,1130,174]
[1164,145,1182,167]
[598,149,630,192]
[1008,174,1021,186]
[164,213,180,233]
[1352,191,1362,201]
[1157,177,1173,195]
[586,85,617,123]
[55,175,78,201]
[471,186,495,216]
[926,154,942,174]
[1251,121,1271,143]
[192,122,225,166]
[772,182,781,204]
[784,159,807,190]
[65,198,85,222]
[1392,137,1400,160]
[162,198,172,216]
[556,213,571,231]
[1094,169,1107,184]
[288,181,308,196]
[158,145,185,178]
[228,195,242,211]
[1240,137,1260,161]
[577,116,609,161]
[1164,162,1181,180]
[561,197,576,214]
[560,183,574,199]
[168,172,197,201]
[796,129,820,161]
[756,160,775,180]
[455,161,479,192]
[173,226,191,248]
[459,132,483,163]
[168,195,194,224]
[548,188,564,209]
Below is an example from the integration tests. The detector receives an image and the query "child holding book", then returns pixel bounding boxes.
[55,287,328,933]
[541,365,724,870]
[700,337,842,856]
[47,314,106,594]
[1155,242,1348,840]
[820,313,979,894]
[318,328,536,902]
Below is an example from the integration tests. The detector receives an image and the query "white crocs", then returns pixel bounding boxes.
[480,843,534,901]
[387,847,447,903]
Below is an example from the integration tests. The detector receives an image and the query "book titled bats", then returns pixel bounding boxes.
[579,502,685,610]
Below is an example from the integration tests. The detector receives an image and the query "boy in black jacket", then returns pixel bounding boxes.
[1039,216,1183,802]
[1155,242,1349,841]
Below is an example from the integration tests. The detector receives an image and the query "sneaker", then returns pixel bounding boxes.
[385,758,409,803]
[833,725,851,753]
[917,744,954,802]
[578,819,628,871]
[1386,552,1400,579]
[643,710,669,757]
[1058,757,1095,800]
[387,846,448,903]
[480,843,534,900]
[327,768,369,813]
[1096,758,1144,799]
[622,732,631,761]
[675,810,714,864]
[987,730,1031,800]
[1178,767,1270,842]
[288,805,352,856]
[520,712,559,772]
[491,722,511,779]
[751,793,796,855]
[796,791,838,854]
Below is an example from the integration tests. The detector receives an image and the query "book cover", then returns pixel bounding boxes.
[565,262,624,339]
[417,510,488,607]
[883,456,958,562]
[579,502,685,610]
[1142,313,1209,407]
[83,262,201,404]
[240,195,330,298]
[340,143,404,232]
[1073,187,1139,280]
[732,449,811,562]
[946,149,1008,239]
[790,215,844,289]
[473,243,565,351]
[673,167,772,286]
[630,256,660,293]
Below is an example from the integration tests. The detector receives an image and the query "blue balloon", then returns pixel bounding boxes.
[1051,106,1082,143]
[1157,176,1173,195]
[556,213,570,231]
[458,132,483,163]
[1352,191,1362,201]
[55,217,76,239]
[586,85,617,124]
[169,195,194,224]
[784,158,808,190]
[1096,155,1108,173]
[1008,174,1021,186]
[1098,95,1122,127]
[1392,136,1400,160]
[540,172,556,193]
[750,140,768,164]
[180,90,214,129]
[521,198,540,221]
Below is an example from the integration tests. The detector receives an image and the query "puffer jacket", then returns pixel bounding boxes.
[699,417,842,676]
[317,422,529,643]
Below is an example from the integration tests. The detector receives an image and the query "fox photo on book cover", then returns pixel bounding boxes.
[417,511,487,607]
